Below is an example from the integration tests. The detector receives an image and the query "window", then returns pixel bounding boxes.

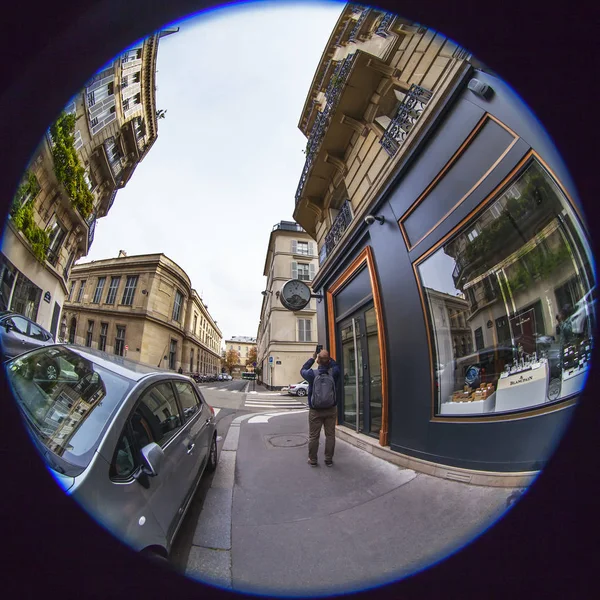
[298,319,312,342]
[172,290,183,322]
[115,326,126,356]
[133,71,141,84]
[121,275,138,306]
[133,382,182,448]
[296,242,308,256]
[86,321,94,347]
[76,280,86,303]
[67,281,76,302]
[92,277,106,304]
[106,276,120,304]
[121,75,129,89]
[63,252,76,281]
[46,217,67,266]
[417,159,596,417]
[99,323,108,352]
[193,314,198,335]
[169,339,177,370]
[29,323,47,341]
[122,97,130,111]
[174,381,201,420]
[111,428,137,480]
[292,262,314,281]
[190,349,194,373]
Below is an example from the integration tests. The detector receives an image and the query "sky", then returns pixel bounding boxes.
[82,0,345,344]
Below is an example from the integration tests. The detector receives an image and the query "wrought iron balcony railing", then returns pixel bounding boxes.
[320,200,353,265]
[295,54,357,203]
[380,84,433,156]
[348,7,371,42]
[375,12,396,38]
[273,221,304,232]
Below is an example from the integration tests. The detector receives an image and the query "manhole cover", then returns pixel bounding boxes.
[267,434,308,448]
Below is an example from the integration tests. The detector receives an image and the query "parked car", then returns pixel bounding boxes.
[0,311,55,359]
[287,380,309,397]
[3,343,218,564]
[566,287,597,335]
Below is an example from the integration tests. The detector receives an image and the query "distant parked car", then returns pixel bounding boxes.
[287,380,309,397]
[566,287,597,335]
[4,343,218,564]
[0,311,55,359]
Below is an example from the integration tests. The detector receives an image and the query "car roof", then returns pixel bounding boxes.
[51,344,183,382]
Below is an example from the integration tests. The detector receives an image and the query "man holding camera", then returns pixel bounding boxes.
[300,346,341,467]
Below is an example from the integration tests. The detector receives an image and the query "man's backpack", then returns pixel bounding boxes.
[312,369,336,409]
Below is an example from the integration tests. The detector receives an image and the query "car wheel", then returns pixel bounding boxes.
[296,388,307,397]
[35,358,60,381]
[142,549,172,570]
[206,435,218,472]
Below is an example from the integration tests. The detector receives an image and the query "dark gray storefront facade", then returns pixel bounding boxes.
[313,68,594,473]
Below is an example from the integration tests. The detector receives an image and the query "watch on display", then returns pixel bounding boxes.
[280,279,312,311]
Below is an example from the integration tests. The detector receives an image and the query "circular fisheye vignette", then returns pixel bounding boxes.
[2,0,596,596]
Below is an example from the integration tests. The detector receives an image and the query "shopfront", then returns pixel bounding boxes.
[314,68,595,473]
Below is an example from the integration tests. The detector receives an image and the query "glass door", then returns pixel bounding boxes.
[338,303,383,437]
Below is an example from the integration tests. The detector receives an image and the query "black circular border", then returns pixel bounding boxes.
[280,279,312,311]
[1,1,598,599]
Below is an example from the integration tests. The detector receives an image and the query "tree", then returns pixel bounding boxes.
[246,346,258,368]
[223,349,239,375]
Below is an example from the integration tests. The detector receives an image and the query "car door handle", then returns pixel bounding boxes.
[187,444,195,454]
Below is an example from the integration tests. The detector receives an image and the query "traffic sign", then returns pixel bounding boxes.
[125,345,129,351]
[253,361,257,367]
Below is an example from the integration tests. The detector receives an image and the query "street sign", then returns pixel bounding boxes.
[268,357,273,364]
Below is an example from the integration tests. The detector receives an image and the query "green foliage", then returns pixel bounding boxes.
[49,112,94,219]
[10,170,49,264]
[507,242,572,292]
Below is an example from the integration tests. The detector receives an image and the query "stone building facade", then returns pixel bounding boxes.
[62,252,222,374]
[256,221,319,389]
[1,29,177,336]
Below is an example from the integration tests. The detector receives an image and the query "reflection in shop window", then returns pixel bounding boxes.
[417,159,596,416]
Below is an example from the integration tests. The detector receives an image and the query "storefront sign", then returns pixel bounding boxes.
[44,291,51,303]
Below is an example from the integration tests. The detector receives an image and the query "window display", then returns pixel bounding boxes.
[417,158,595,416]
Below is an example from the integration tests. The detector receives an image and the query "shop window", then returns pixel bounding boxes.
[169,339,177,370]
[115,326,126,356]
[99,323,108,352]
[417,158,595,416]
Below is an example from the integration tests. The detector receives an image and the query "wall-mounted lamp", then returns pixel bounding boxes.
[141,289,148,295]
[468,78,494,100]
[364,214,385,225]
[261,290,273,296]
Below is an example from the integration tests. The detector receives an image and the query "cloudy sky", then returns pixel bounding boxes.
[83,0,345,344]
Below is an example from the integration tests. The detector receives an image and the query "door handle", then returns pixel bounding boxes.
[187,444,195,454]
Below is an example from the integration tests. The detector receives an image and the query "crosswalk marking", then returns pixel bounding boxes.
[244,396,307,410]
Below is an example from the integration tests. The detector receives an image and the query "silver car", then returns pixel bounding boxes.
[4,343,218,564]
[0,311,55,359]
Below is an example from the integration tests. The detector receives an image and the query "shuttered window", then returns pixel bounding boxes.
[297,319,312,342]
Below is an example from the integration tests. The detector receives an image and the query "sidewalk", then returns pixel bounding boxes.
[186,410,521,597]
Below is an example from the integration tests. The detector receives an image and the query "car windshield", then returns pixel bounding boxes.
[5,345,134,476]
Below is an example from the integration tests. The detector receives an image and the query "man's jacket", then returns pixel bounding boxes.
[300,357,341,409]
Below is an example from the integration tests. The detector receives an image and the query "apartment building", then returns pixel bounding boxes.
[292,4,595,478]
[62,252,222,374]
[256,221,319,389]
[224,336,257,378]
[1,28,177,337]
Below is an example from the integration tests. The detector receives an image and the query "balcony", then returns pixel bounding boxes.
[87,212,97,247]
[375,12,396,38]
[295,53,358,204]
[273,221,304,233]
[320,200,353,265]
[380,84,433,156]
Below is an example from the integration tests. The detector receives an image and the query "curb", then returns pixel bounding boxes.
[185,413,253,588]
[335,426,538,488]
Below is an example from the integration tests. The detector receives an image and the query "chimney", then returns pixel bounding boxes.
[118,250,127,258]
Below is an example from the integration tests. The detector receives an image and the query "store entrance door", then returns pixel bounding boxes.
[338,303,382,437]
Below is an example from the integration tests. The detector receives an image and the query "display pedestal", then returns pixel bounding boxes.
[495,362,548,412]
[440,392,496,415]
[559,363,590,399]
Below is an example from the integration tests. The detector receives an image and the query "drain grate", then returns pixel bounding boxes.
[445,471,472,483]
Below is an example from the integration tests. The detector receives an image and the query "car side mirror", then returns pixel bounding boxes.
[139,442,164,477]
[5,322,14,332]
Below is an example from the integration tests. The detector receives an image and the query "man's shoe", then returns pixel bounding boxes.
[308,458,318,467]
[325,460,333,467]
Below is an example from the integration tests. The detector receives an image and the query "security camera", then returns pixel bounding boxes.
[364,214,385,225]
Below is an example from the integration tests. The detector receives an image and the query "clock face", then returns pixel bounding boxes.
[280,279,311,311]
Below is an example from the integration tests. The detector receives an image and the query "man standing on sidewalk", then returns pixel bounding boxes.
[301,349,340,467]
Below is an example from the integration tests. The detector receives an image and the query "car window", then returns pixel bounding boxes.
[135,382,182,447]
[29,323,47,341]
[7,316,28,335]
[174,380,201,420]
[111,426,138,480]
